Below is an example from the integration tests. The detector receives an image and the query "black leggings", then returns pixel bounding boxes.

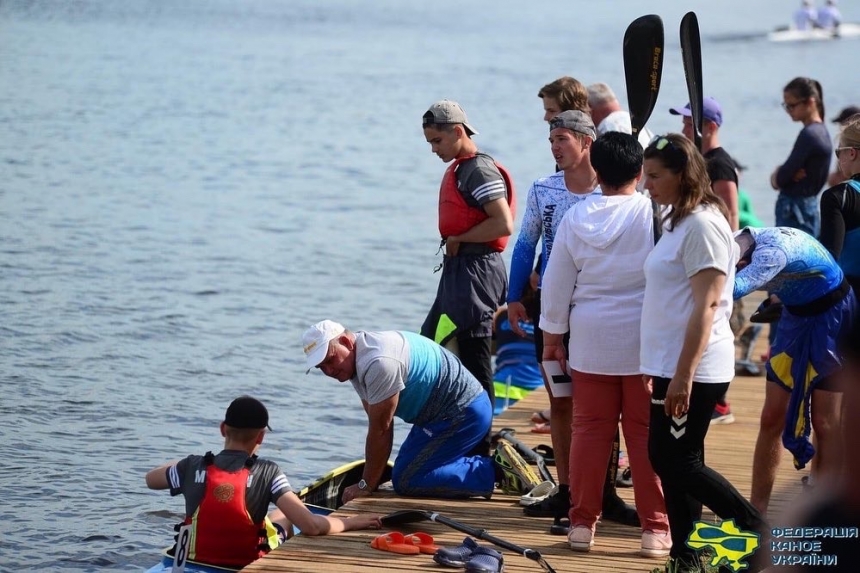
[648,377,766,564]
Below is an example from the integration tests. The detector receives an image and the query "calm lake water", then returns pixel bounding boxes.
[1,0,856,570]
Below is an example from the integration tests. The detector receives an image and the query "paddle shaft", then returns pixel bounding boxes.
[680,11,704,150]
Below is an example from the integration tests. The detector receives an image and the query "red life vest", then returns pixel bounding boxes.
[438,154,516,253]
[182,463,269,568]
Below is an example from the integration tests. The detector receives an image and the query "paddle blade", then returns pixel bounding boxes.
[380,509,431,527]
[680,11,704,149]
[623,14,664,135]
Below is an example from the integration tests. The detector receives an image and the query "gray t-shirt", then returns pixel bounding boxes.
[456,152,507,208]
[167,450,292,523]
[350,330,483,425]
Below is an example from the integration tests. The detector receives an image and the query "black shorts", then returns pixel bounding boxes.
[531,289,569,362]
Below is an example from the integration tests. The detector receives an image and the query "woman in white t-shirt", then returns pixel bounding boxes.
[641,134,767,572]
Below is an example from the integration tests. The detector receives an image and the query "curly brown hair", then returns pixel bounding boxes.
[643,133,728,231]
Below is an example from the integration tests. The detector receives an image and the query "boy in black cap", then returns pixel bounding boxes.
[145,396,380,569]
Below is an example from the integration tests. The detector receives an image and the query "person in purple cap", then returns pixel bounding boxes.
[670,96,740,426]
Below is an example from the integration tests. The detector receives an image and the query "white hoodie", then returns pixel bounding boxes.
[539,192,655,375]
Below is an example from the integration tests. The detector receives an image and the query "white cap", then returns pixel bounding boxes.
[302,320,345,372]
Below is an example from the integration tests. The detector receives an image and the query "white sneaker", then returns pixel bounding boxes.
[567,525,594,552]
[640,530,672,558]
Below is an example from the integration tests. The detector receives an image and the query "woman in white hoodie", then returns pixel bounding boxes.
[540,132,669,556]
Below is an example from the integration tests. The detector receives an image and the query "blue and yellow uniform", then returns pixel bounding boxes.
[734,227,857,468]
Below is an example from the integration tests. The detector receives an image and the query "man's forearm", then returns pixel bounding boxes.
[362,426,394,489]
[451,216,512,244]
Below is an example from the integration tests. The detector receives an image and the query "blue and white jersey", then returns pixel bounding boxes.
[507,171,599,302]
[734,227,844,306]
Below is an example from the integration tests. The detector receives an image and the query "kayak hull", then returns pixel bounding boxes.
[768,23,860,42]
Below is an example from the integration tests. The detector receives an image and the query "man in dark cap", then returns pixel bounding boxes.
[420,100,516,457]
[145,396,380,569]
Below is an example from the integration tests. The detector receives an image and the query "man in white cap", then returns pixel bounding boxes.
[302,320,542,501]
[420,100,516,457]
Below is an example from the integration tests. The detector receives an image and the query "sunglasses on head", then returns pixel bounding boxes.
[649,135,681,152]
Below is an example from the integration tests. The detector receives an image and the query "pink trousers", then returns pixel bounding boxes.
[569,370,668,533]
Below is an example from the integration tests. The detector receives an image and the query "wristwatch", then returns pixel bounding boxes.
[357,479,370,491]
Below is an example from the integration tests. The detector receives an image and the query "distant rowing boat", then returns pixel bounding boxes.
[768,23,860,42]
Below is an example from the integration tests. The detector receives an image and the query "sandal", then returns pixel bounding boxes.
[403,532,439,554]
[370,531,421,554]
[519,480,557,506]
[550,516,570,536]
[530,422,551,434]
[530,410,550,424]
[531,444,555,465]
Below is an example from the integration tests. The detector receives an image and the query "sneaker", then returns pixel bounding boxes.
[493,439,543,495]
[710,403,735,425]
[640,530,672,558]
[567,525,594,552]
[616,467,633,488]
[735,360,761,376]
[523,487,570,517]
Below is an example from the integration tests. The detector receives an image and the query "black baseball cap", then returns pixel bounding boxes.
[832,106,860,124]
[224,396,272,430]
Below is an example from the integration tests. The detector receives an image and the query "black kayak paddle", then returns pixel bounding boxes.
[623,14,665,136]
[680,11,704,150]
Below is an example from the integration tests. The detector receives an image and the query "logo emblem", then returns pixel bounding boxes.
[686,519,760,572]
[213,483,235,503]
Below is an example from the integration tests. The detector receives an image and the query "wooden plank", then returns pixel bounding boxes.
[244,295,807,571]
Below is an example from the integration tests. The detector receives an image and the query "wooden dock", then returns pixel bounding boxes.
[244,332,806,572]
